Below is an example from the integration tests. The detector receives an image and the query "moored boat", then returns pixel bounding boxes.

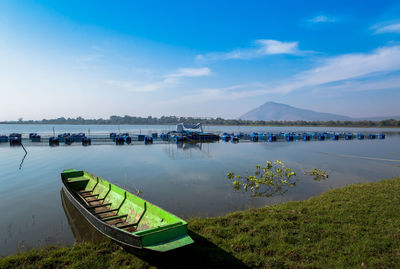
[61,169,194,252]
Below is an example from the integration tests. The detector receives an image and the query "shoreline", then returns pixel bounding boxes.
[2,177,400,268]
[1,123,400,130]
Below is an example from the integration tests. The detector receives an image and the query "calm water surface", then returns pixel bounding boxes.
[0,124,399,256]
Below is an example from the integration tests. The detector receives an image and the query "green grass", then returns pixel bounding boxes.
[2,177,400,268]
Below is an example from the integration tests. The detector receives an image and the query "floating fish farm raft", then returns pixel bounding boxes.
[0,126,387,147]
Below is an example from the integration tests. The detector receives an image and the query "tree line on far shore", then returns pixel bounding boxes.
[2,115,400,127]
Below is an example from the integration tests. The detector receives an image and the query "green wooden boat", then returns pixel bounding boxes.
[61,169,194,252]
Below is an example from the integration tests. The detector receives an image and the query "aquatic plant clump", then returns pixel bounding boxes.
[227,160,297,197]
[305,167,329,181]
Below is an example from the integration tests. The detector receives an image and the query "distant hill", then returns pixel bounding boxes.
[354,116,400,121]
[240,102,352,121]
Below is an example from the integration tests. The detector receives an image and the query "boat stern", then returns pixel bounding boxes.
[136,222,194,252]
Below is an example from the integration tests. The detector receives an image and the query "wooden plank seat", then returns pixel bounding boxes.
[86,198,105,203]
[88,203,112,209]
[79,190,92,194]
[117,223,138,229]
[83,194,99,198]
[102,214,128,222]
[74,189,138,232]
[94,208,118,215]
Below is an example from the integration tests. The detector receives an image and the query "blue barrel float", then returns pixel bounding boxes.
[251,133,259,142]
[49,136,60,146]
[160,133,169,141]
[145,136,153,144]
[345,133,353,140]
[58,133,70,143]
[269,134,277,142]
[65,136,73,145]
[379,133,385,139]
[285,133,294,142]
[221,133,231,142]
[332,133,339,141]
[357,133,364,140]
[369,133,376,139]
[30,133,41,142]
[231,136,239,143]
[115,136,125,145]
[318,133,325,141]
[82,137,91,146]
[125,136,132,144]
[70,133,85,142]
[9,133,22,145]
[303,133,310,141]
[0,135,8,143]
[110,133,117,141]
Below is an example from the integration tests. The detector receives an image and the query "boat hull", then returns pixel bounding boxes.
[61,183,143,248]
[61,170,194,252]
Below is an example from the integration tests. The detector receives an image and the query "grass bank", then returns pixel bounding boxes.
[2,177,400,268]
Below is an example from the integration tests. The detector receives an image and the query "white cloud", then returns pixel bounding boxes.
[158,83,274,105]
[167,67,211,78]
[309,76,400,93]
[256,40,299,55]
[309,15,336,23]
[374,23,400,34]
[105,67,211,92]
[273,45,400,93]
[196,39,305,62]
[175,45,400,102]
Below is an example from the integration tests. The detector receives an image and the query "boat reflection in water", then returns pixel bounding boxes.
[61,189,109,244]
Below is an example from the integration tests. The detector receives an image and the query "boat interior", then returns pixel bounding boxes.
[62,170,183,234]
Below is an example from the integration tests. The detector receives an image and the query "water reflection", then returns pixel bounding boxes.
[240,182,297,198]
[177,142,203,151]
[165,142,213,159]
[60,189,108,244]
[19,151,27,170]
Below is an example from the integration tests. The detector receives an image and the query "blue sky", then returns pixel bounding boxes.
[1,0,400,120]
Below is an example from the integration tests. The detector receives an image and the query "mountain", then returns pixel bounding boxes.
[239,102,352,121]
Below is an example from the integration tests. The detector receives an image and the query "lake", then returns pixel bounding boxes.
[0,124,399,256]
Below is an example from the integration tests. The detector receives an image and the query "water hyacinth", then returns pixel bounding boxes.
[227,160,297,197]
[305,168,328,181]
